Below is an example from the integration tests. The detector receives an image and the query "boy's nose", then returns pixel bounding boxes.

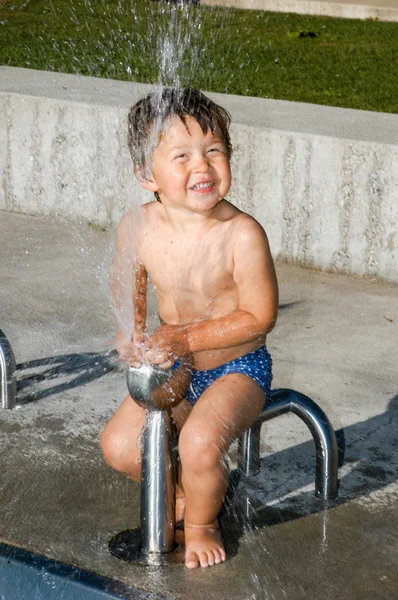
[192,154,211,172]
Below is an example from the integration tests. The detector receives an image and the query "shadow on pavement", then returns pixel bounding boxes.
[16,350,122,404]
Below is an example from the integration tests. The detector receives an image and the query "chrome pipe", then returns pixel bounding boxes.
[0,329,16,410]
[111,361,191,564]
[127,364,177,555]
[238,422,262,478]
[238,389,339,500]
[140,408,177,554]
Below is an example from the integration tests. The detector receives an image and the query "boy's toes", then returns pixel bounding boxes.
[185,550,200,569]
[204,551,214,567]
[184,524,226,569]
[213,548,224,565]
[199,551,210,568]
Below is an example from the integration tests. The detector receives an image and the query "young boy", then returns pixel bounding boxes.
[101,88,278,569]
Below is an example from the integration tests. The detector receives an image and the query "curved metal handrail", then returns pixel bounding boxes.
[0,329,16,409]
[238,388,339,500]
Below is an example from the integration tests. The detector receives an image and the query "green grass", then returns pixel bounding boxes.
[1,0,397,113]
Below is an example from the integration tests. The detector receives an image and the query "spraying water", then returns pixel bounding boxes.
[2,1,293,596]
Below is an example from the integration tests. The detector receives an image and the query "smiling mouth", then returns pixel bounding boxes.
[190,181,215,191]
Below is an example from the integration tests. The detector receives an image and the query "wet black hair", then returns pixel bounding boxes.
[127,88,232,201]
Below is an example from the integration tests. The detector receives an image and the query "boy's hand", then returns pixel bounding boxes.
[115,331,145,367]
[142,325,189,369]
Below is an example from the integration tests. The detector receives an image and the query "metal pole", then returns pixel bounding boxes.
[140,408,177,554]
[0,329,16,410]
[109,362,190,565]
[238,422,262,478]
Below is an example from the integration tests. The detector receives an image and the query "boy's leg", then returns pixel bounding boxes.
[178,373,265,568]
[101,395,146,480]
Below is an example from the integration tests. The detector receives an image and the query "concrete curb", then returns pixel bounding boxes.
[201,0,398,23]
[1,67,397,282]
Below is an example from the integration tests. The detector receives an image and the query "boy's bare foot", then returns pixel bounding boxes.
[184,522,226,569]
[176,496,186,523]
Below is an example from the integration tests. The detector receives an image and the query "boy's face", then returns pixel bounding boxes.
[141,115,231,214]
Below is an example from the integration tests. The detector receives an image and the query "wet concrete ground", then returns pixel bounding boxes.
[0,210,397,599]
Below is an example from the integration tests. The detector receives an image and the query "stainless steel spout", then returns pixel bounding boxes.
[126,364,173,409]
[128,363,188,557]
[0,330,16,409]
[140,408,177,554]
[109,360,191,565]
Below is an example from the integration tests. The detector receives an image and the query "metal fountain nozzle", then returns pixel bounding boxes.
[127,364,172,407]
[109,358,191,564]
[127,360,190,411]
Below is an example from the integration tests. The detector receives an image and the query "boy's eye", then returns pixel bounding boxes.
[174,153,187,159]
[208,147,223,154]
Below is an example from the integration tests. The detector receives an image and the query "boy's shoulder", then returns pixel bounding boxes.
[141,199,162,221]
[119,200,158,227]
[116,201,159,248]
[221,201,266,236]
[141,199,159,212]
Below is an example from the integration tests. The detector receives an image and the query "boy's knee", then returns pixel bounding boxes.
[100,427,139,477]
[179,426,224,474]
[100,428,121,469]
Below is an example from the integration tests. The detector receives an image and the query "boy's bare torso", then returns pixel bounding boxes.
[135,199,266,370]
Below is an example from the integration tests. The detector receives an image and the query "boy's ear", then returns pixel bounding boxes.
[134,167,159,192]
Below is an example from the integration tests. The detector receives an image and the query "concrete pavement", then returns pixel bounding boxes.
[0,210,397,599]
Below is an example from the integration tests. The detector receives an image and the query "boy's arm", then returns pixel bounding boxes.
[187,218,278,351]
[145,217,278,361]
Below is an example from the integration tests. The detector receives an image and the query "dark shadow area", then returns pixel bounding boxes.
[16,350,122,404]
[278,301,302,311]
[221,394,398,558]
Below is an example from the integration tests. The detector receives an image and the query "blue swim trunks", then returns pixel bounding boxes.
[178,346,272,407]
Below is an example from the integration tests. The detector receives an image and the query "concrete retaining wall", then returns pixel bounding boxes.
[1,67,397,281]
[201,0,398,23]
